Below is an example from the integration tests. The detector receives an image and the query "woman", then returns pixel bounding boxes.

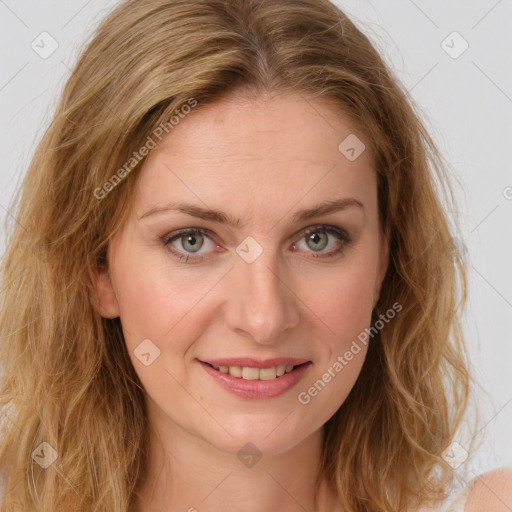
[0,0,510,510]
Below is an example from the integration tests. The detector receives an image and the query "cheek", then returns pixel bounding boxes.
[309,255,378,344]
[113,274,178,343]
[112,255,229,384]
[296,273,374,421]
[296,252,378,407]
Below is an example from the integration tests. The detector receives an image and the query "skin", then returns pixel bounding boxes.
[91,91,389,512]
[465,468,512,512]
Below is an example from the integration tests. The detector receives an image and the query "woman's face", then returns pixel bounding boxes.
[92,92,388,457]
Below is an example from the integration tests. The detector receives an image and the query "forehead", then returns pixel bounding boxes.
[132,92,376,220]
[150,92,372,164]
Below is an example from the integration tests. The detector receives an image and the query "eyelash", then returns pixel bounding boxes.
[160,225,351,264]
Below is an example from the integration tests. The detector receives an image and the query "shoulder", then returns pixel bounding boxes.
[415,468,512,512]
[463,467,512,512]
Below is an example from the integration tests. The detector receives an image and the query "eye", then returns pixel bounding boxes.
[162,228,218,262]
[161,225,351,263]
[291,225,351,259]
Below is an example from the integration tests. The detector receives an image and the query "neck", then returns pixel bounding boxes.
[131,401,339,512]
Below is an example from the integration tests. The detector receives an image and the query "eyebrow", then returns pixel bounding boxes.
[138,197,364,227]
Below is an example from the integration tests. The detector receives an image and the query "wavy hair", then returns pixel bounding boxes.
[0,0,479,510]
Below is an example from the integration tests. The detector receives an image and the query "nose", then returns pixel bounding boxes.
[224,247,301,345]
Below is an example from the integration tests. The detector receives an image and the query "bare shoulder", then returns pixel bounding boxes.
[464,467,512,512]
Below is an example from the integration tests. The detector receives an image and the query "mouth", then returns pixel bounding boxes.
[204,362,309,381]
[199,360,312,399]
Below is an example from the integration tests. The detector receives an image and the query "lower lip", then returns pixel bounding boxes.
[199,361,312,399]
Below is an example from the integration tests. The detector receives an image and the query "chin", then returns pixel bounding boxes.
[202,418,317,459]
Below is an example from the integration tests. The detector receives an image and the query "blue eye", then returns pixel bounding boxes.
[161,225,351,263]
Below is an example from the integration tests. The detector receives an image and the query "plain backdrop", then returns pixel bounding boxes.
[0,0,511,487]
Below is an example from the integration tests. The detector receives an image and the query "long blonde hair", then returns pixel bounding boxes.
[0,0,478,510]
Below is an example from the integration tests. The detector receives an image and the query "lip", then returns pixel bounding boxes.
[200,357,310,369]
[199,360,312,400]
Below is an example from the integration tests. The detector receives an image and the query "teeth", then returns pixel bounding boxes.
[211,363,298,380]
[228,366,242,378]
[259,367,277,380]
[242,367,260,380]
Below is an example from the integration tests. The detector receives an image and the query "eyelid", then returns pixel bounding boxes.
[161,224,351,262]
[162,227,218,257]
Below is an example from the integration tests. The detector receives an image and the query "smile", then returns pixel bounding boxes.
[199,361,312,399]
[208,363,302,380]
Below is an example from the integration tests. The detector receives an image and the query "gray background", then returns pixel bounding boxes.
[0,0,511,483]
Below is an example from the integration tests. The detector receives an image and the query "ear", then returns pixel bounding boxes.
[88,259,120,319]
[373,226,390,307]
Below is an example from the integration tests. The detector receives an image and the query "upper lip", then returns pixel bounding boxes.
[200,357,311,369]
